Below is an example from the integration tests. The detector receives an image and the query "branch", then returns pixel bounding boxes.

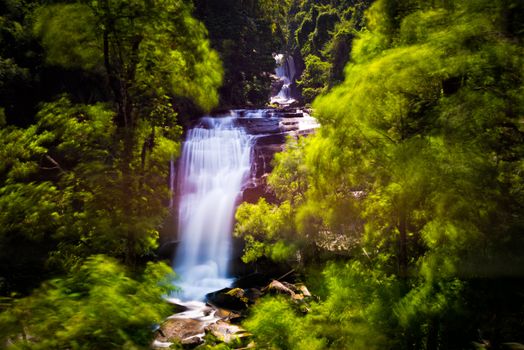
[41,155,66,174]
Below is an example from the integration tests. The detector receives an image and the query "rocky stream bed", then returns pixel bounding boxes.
[152,274,313,349]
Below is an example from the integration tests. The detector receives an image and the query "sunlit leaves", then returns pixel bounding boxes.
[237,0,524,347]
[234,199,296,263]
[33,4,101,70]
[0,182,61,241]
[244,261,399,350]
[33,0,223,113]
[0,255,175,349]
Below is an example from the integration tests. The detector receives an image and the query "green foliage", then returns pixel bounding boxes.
[268,136,309,204]
[193,0,284,107]
[297,54,330,102]
[237,0,524,347]
[33,4,101,70]
[288,0,372,102]
[0,255,175,349]
[243,297,310,350]
[0,1,226,347]
[33,0,223,114]
[0,97,181,293]
[244,261,399,349]
[235,199,297,263]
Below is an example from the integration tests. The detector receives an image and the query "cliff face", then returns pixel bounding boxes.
[238,108,318,204]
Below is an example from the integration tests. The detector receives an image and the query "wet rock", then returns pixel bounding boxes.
[297,128,317,136]
[155,318,205,347]
[206,288,249,311]
[264,280,297,298]
[206,320,252,345]
[251,144,283,178]
[214,308,242,322]
[235,117,280,134]
[254,133,287,146]
[279,120,300,132]
[165,299,190,314]
[280,112,304,119]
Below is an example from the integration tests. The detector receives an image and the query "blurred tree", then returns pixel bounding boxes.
[237,0,524,347]
[0,255,175,349]
[30,0,222,265]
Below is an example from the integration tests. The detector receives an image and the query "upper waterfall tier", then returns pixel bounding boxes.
[270,54,297,106]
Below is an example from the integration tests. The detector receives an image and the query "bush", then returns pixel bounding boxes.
[0,255,175,349]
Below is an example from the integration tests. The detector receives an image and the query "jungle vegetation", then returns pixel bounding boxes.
[0,0,523,349]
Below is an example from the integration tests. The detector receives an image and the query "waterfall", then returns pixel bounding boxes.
[173,116,253,301]
[169,156,175,209]
[271,53,297,106]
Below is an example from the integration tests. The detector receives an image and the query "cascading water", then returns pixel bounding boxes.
[173,116,252,301]
[170,53,317,303]
[169,156,175,210]
[158,51,319,348]
[270,53,297,106]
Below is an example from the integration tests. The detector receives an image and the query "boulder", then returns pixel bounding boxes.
[155,318,205,347]
[235,117,280,134]
[206,288,249,311]
[214,308,242,322]
[264,280,297,298]
[165,299,190,314]
[206,320,252,345]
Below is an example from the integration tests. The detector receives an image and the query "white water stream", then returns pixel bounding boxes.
[171,53,310,302]
[173,116,252,301]
[270,53,297,106]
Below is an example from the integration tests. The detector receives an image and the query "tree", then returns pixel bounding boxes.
[237,0,524,347]
[31,0,222,264]
[288,0,373,103]
[192,0,284,107]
